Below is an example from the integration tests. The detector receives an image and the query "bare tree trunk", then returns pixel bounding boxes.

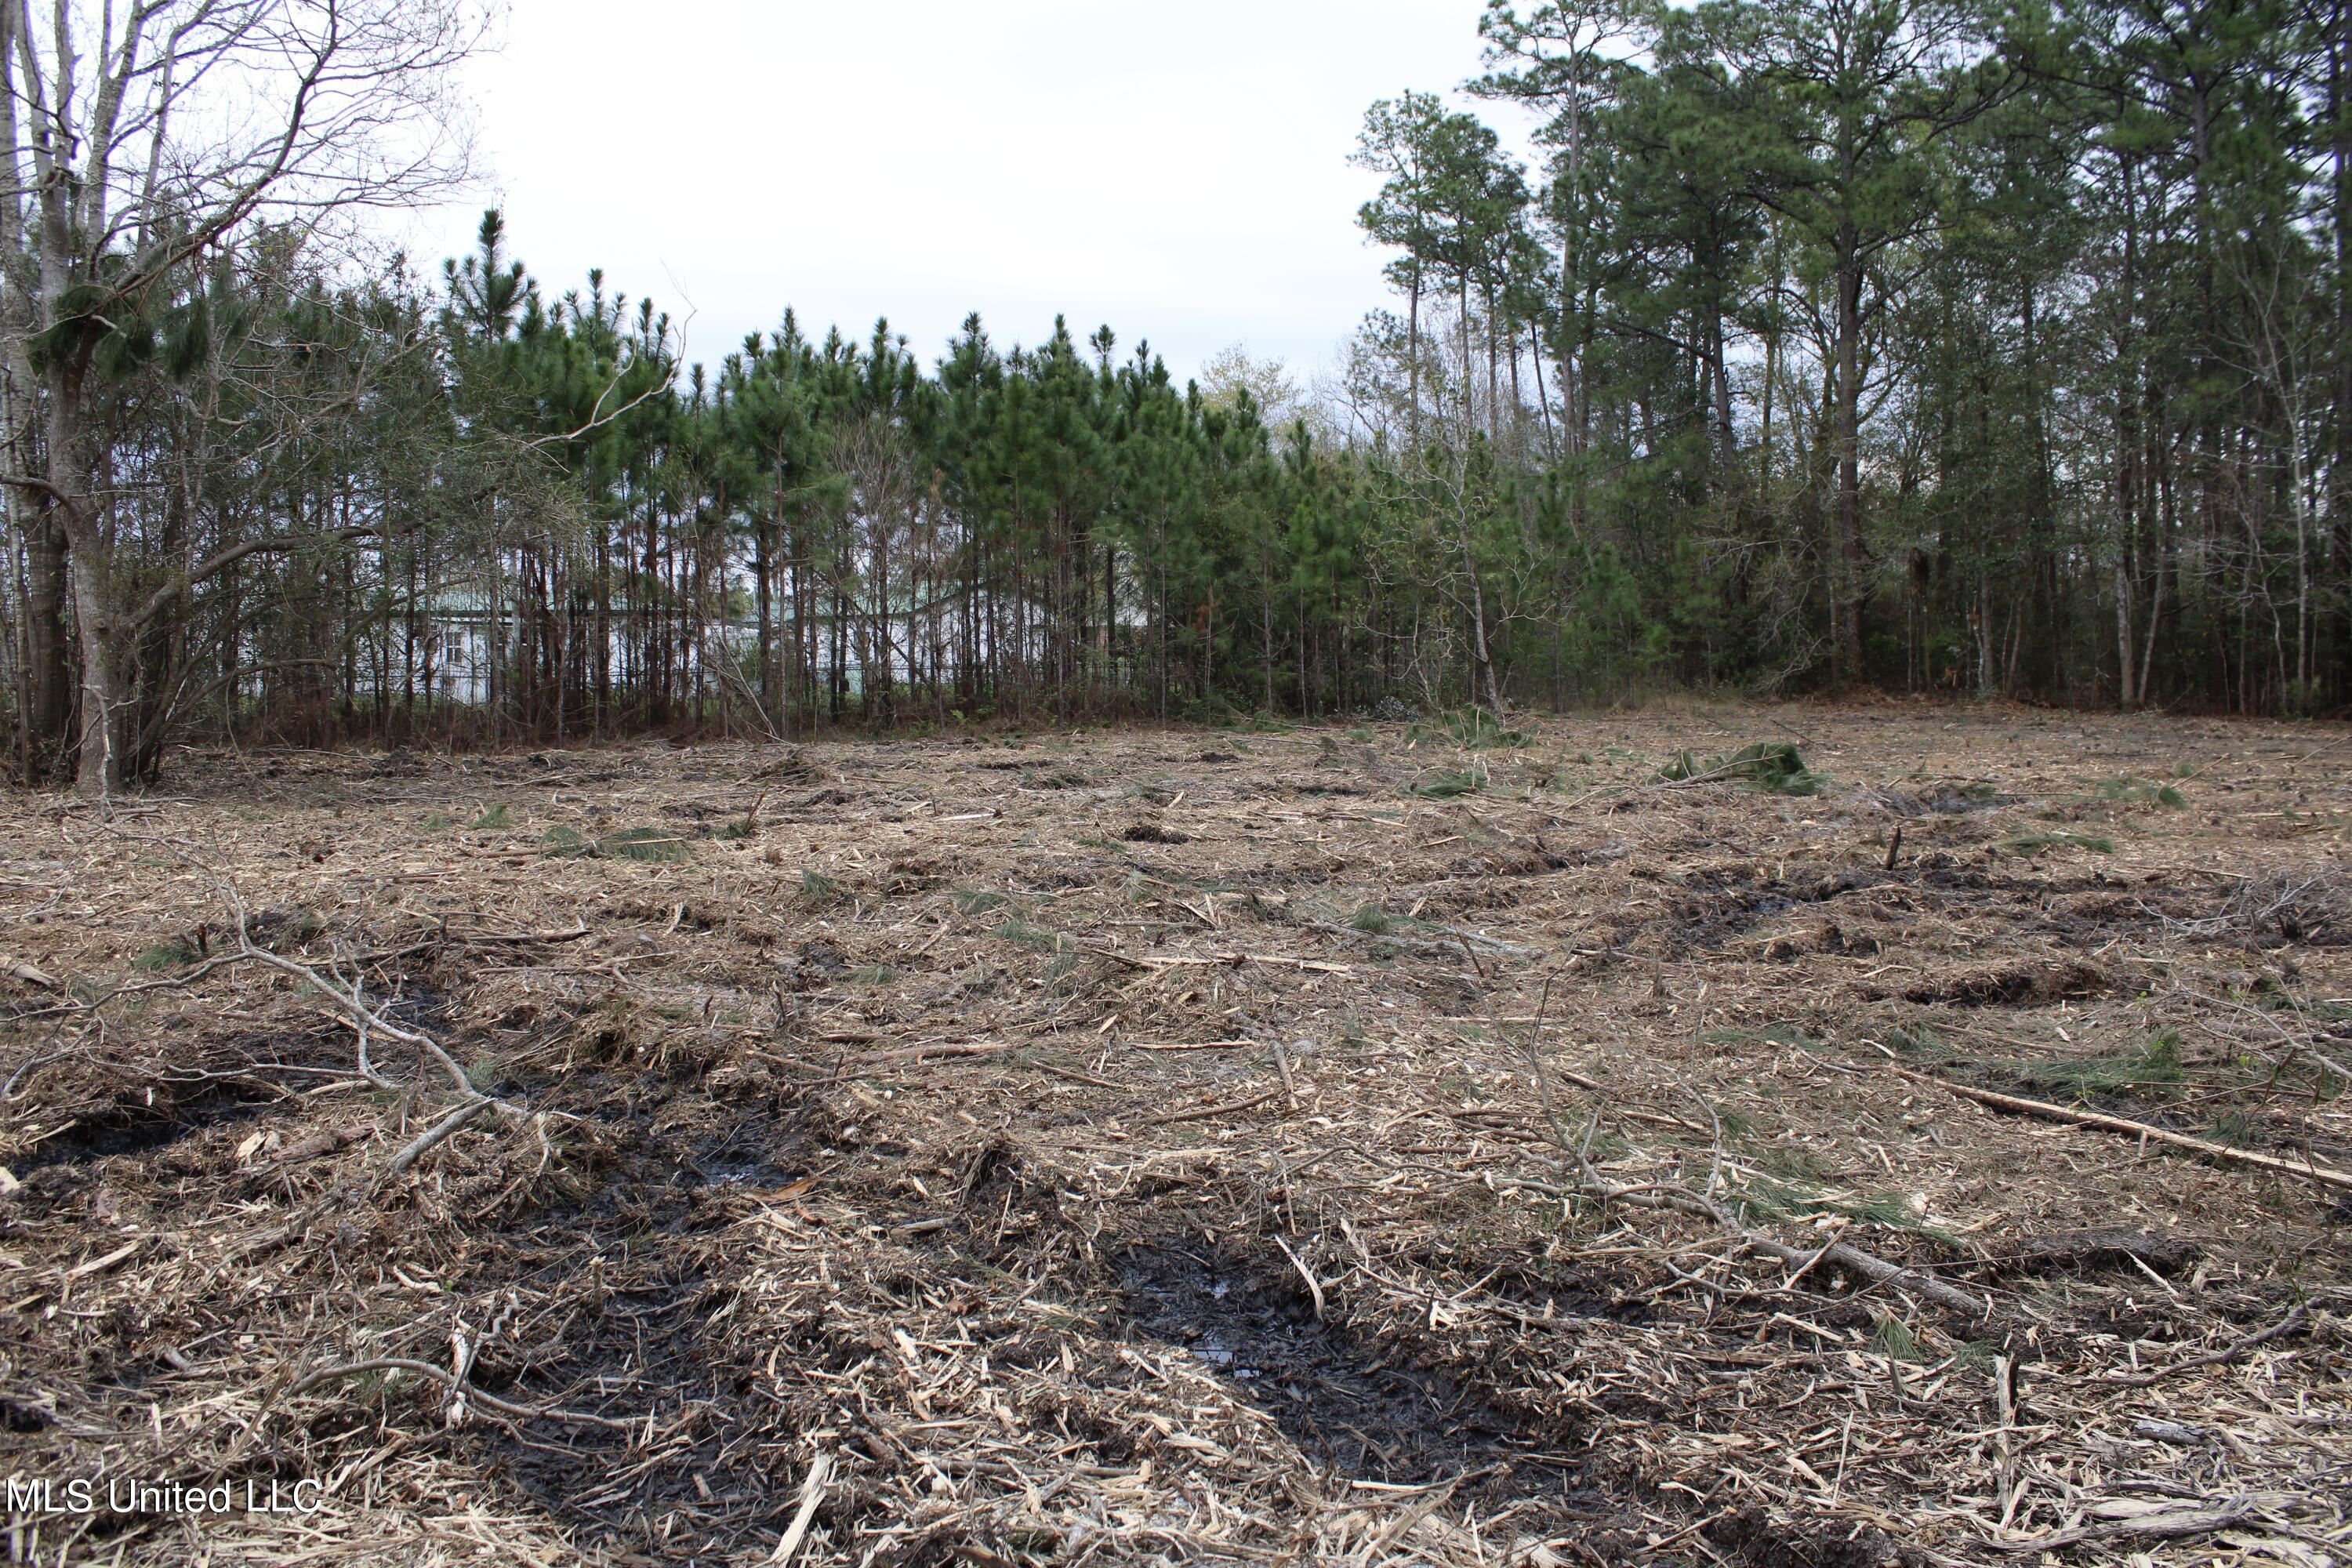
[35,347,127,795]
[64,525,118,793]
[1,352,67,775]
[1261,543,1276,715]
[1484,281,1499,439]
[1835,240,1867,682]
[1528,321,1558,460]
[1462,530,1505,721]
[16,493,66,771]
[2114,553,2136,709]
[1710,307,1738,474]
[1406,265,1422,447]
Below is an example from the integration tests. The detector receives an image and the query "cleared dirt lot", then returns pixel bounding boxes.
[2,701,2347,1566]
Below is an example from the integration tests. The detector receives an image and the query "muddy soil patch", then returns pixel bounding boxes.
[5,1009,387,1174]
[1638,862,2218,959]
[464,1242,791,1564]
[450,1109,825,1559]
[13,1076,280,1172]
[1706,1505,1922,1568]
[1899,958,2110,1007]
[1109,1237,1581,1498]
[1641,868,1893,954]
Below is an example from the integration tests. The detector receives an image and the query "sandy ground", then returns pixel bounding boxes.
[1,699,2347,1566]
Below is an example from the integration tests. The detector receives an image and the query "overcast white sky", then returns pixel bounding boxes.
[412,0,1505,388]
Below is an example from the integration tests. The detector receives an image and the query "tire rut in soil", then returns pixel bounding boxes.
[425,1094,822,1562]
[1107,1236,1604,1513]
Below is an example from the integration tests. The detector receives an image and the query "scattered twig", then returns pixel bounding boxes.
[1272,1234,1327,1319]
[384,1099,496,1178]
[1026,1059,1129,1090]
[1987,1497,2260,1552]
[1900,1069,2352,1193]
[768,1450,833,1565]
[2103,1303,2311,1386]
[1739,1232,1988,1318]
[287,1357,634,1432]
[1146,1087,1283,1125]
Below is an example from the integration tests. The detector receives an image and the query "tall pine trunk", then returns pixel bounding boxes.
[1834,234,1865,682]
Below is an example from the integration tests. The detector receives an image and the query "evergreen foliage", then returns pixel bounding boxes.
[5,0,2349,787]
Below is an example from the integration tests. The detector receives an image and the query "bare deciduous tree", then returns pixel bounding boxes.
[1,0,488,794]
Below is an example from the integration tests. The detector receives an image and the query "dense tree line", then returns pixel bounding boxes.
[1346,0,2349,717]
[4,0,2347,793]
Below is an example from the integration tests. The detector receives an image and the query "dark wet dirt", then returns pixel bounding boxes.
[16,1083,279,1173]
[1624,857,2252,961]
[1109,1237,1580,1494]
[456,1111,825,1560]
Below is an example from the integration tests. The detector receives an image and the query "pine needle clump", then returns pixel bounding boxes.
[1657,741,1823,796]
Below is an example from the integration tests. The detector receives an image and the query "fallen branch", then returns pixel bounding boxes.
[1900,1069,2352,1194]
[1987,1497,2260,1553]
[1146,1087,1283,1125]
[384,1099,496,1178]
[1740,1232,1988,1317]
[1091,946,1352,975]
[2,958,61,991]
[2103,1302,2311,1386]
[185,883,517,1179]
[1025,1059,1128,1090]
[288,1357,634,1431]
[228,931,474,1098]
